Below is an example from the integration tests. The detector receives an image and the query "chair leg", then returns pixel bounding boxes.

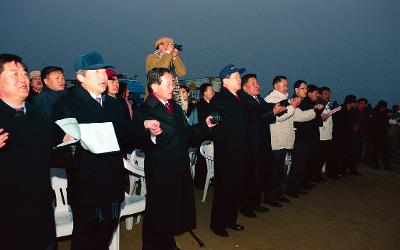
[109,223,120,250]
[125,217,134,230]
[202,175,211,202]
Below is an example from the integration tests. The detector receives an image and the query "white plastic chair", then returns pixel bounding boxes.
[125,149,146,228]
[109,160,146,250]
[199,140,214,202]
[188,147,198,179]
[51,168,73,238]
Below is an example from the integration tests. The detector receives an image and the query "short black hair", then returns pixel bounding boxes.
[294,80,307,90]
[319,86,330,94]
[41,66,64,83]
[307,84,319,93]
[344,94,357,105]
[392,105,399,110]
[179,84,190,93]
[272,75,287,87]
[0,53,27,75]
[241,74,257,87]
[357,98,368,104]
[147,67,172,93]
[199,83,213,96]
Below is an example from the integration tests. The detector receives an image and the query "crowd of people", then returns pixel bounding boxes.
[1,36,399,250]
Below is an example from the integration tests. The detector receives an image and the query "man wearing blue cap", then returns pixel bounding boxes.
[209,64,251,237]
[52,51,162,250]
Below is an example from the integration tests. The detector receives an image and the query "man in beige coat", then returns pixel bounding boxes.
[145,36,186,100]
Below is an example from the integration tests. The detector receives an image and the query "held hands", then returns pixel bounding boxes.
[273,104,287,115]
[321,113,330,121]
[290,97,301,108]
[314,104,324,110]
[205,116,217,128]
[0,128,9,149]
[144,120,162,136]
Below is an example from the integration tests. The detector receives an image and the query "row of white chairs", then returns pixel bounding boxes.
[52,150,146,250]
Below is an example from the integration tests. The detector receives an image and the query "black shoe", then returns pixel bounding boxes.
[254,205,269,212]
[278,196,291,203]
[227,224,245,231]
[349,171,362,176]
[285,192,300,198]
[298,190,308,195]
[211,227,228,237]
[240,209,257,218]
[266,200,283,207]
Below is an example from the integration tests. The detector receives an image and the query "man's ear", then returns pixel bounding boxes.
[77,74,85,83]
[151,83,158,93]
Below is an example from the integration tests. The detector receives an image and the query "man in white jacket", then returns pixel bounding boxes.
[265,76,316,200]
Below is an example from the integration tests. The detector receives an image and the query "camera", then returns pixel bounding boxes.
[174,43,183,51]
[209,112,221,125]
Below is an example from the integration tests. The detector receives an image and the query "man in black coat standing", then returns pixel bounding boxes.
[238,74,286,211]
[0,54,56,250]
[52,51,161,250]
[133,67,215,250]
[209,64,251,237]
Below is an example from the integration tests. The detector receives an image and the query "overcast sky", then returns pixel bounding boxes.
[1,0,399,105]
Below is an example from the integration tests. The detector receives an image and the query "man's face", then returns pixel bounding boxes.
[308,90,319,102]
[30,75,43,92]
[243,77,260,96]
[224,72,242,93]
[158,40,174,53]
[78,68,108,96]
[44,70,65,91]
[274,79,288,94]
[152,72,174,101]
[179,87,189,102]
[321,90,330,101]
[203,86,215,101]
[107,77,119,96]
[358,100,366,111]
[0,61,30,104]
[295,83,308,98]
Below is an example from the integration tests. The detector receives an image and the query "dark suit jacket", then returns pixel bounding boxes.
[209,88,252,197]
[52,85,151,206]
[0,100,55,249]
[133,95,207,234]
[237,91,276,189]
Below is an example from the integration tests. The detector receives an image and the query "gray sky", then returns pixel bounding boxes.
[1,0,399,106]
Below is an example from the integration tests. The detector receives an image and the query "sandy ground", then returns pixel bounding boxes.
[57,158,400,250]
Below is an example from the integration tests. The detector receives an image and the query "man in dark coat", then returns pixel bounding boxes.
[133,67,214,250]
[0,54,56,250]
[209,64,251,237]
[238,74,286,211]
[52,51,161,250]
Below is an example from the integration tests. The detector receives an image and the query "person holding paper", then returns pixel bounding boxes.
[52,51,161,250]
[134,67,215,250]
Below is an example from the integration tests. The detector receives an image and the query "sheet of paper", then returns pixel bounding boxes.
[78,122,120,154]
[325,106,342,117]
[55,118,81,140]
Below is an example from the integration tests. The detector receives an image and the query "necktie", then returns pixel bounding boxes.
[15,107,25,116]
[254,96,260,103]
[234,95,241,102]
[95,97,102,106]
[164,102,173,113]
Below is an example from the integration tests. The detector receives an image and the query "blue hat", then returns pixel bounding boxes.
[73,51,113,71]
[219,64,246,80]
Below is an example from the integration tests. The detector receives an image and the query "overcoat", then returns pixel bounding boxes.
[0,100,55,249]
[51,85,150,206]
[133,95,207,234]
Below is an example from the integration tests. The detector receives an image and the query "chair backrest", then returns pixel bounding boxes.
[129,149,145,175]
[50,168,69,211]
[200,140,214,160]
[200,141,214,174]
